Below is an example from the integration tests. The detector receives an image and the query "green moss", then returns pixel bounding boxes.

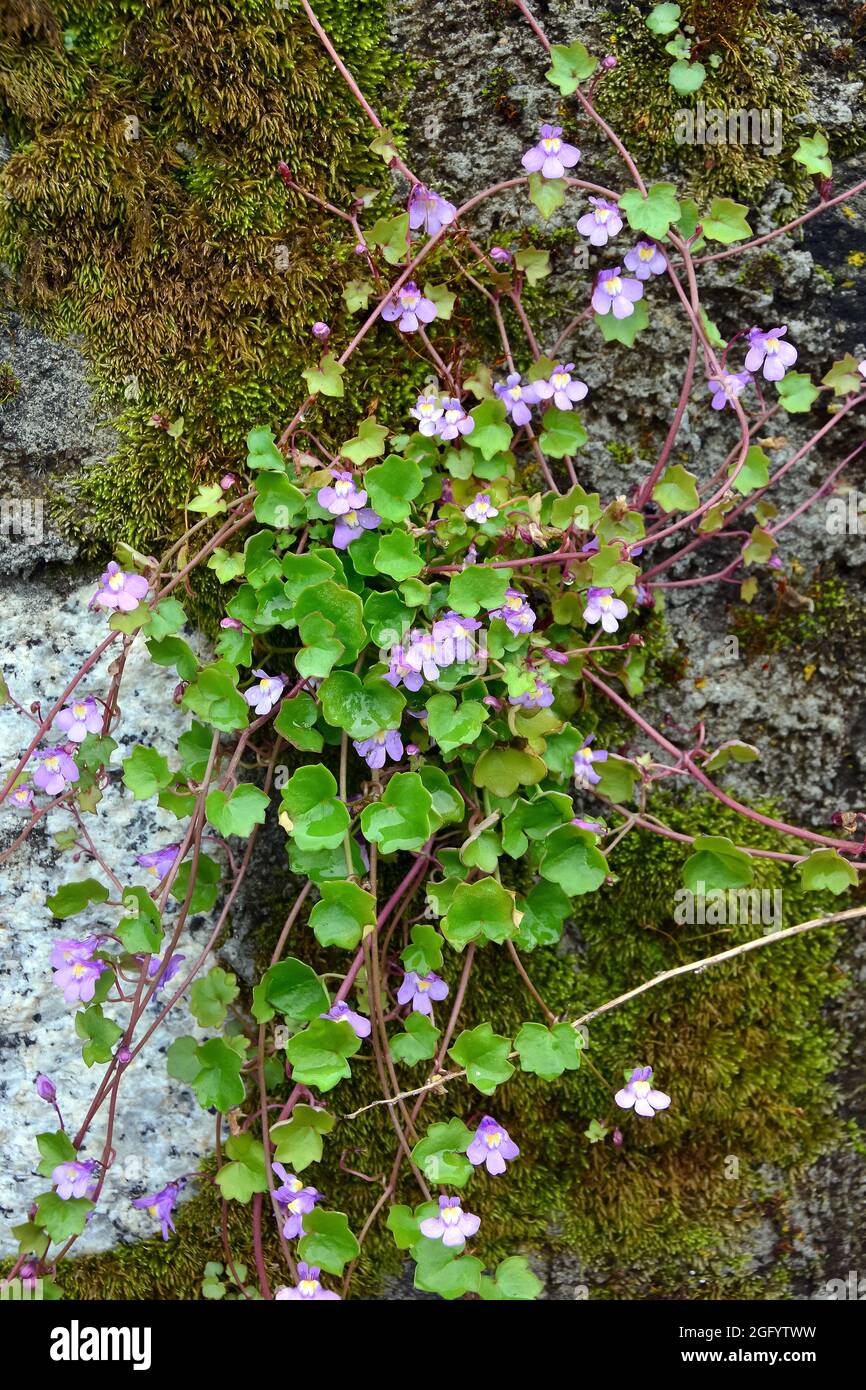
[732,573,866,662]
[0,0,421,580]
[0,359,21,402]
[47,795,849,1300]
[595,1,862,204]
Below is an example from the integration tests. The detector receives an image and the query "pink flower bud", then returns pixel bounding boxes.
[490,246,513,264]
[312,321,330,341]
[116,1047,132,1065]
[220,617,243,629]
[613,1127,624,1147]
[36,1073,56,1103]
[602,55,618,70]
[220,474,236,490]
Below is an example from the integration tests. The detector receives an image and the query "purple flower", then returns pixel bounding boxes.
[91,561,149,613]
[545,363,588,411]
[53,1159,98,1200]
[573,735,608,789]
[52,940,108,1004]
[36,1073,57,1103]
[438,397,475,441]
[54,697,103,744]
[320,1001,371,1038]
[592,267,644,320]
[521,123,580,179]
[494,372,543,427]
[317,469,367,516]
[220,616,244,630]
[464,493,499,523]
[32,748,79,797]
[244,669,284,716]
[624,241,667,279]
[708,370,751,411]
[572,815,604,832]
[332,507,381,550]
[397,970,448,1017]
[583,586,628,634]
[508,674,554,709]
[406,631,443,682]
[431,612,481,666]
[408,183,457,237]
[490,246,513,264]
[138,953,186,990]
[380,281,437,333]
[466,1115,520,1176]
[133,1181,181,1239]
[410,393,444,436]
[312,321,330,341]
[744,325,797,382]
[614,1065,671,1118]
[577,197,623,246]
[10,782,33,809]
[385,644,424,693]
[275,1262,341,1300]
[136,843,182,881]
[419,1195,481,1248]
[271,1165,324,1239]
[491,588,536,636]
[353,728,403,769]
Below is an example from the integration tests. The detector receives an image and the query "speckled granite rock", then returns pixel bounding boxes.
[0,575,215,1255]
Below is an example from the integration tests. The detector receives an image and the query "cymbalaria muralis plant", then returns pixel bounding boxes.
[3,0,866,1303]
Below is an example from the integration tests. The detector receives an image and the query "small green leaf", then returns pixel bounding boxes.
[538,407,587,458]
[652,463,699,513]
[822,354,863,398]
[792,132,831,179]
[302,353,345,398]
[401,924,444,975]
[216,1134,268,1203]
[669,59,706,94]
[427,693,489,755]
[514,1021,583,1080]
[413,1238,483,1299]
[776,372,819,414]
[528,173,566,220]
[75,1004,123,1067]
[46,878,110,919]
[479,1255,543,1301]
[273,693,323,752]
[206,784,270,838]
[298,1209,360,1275]
[411,1118,474,1187]
[36,1130,77,1178]
[799,849,858,896]
[514,247,551,285]
[360,771,434,854]
[539,826,608,896]
[646,2,681,35]
[619,182,681,241]
[374,530,424,581]
[447,566,512,617]
[285,1019,361,1092]
[390,1012,440,1066]
[117,886,163,954]
[36,1191,94,1243]
[682,835,753,892]
[320,671,405,739]
[545,39,596,93]
[253,472,304,527]
[365,455,423,522]
[449,1023,514,1095]
[261,957,330,1021]
[368,212,409,265]
[464,399,513,460]
[122,746,172,800]
[472,746,546,797]
[310,880,376,950]
[343,278,374,312]
[595,298,649,347]
[270,1104,335,1171]
[340,417,389,465]
[702,197,752,245]
[704,740,760,773]
[441,877,519,950]
[730,445,770,496]
[280,764,350,851]
[191,1037,246,1112]
[190,966,239,1029]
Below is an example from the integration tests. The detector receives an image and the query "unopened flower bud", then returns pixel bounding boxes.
[312,321,330,341]
[490,246,513,264]
[35,1073,56,1103]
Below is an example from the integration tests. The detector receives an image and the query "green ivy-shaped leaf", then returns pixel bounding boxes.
[273,693,323,752]
[260,957,330,1021]
[448,1023,514,1095]
[285,1019,362,1092]
[191,1037,246,1112]
[117,886,162,954]
[792,132,831,179]
[798,849,858,896]
[618,183,681,241]
[374,530,424,581]
[46,878,110,919]
[390,1012,440,1066]
[472,746,546,797]
[365,454,423,522]
[539,826,609,896]
[320,671,405,739]
[682,835,754,891]
[216,1134,268,1203]
[776,372,819,414]
[514,1021,584,1080]
[545,39,596,94]
[122,746,172,800]
[464,399,513,460]
[206,784,270,838]
[280,765,350,851]
[595,298,649,347]
[298,1208,360,1275]
[538,407,587,458]
[411,1118,474,1186]
[427,693,489,755]
[401,924,444,975]
[75,1004,123,1067]
[310,880,376,950]
[190,966,239,1028]
[360,772,434,854]
[441,877,519,950]
[447,566,512,617]
[302,352,345,398]
[701,197,752,245]
[527,173,566,220]
[652,463,699,513]
[270,1104,335,1171]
